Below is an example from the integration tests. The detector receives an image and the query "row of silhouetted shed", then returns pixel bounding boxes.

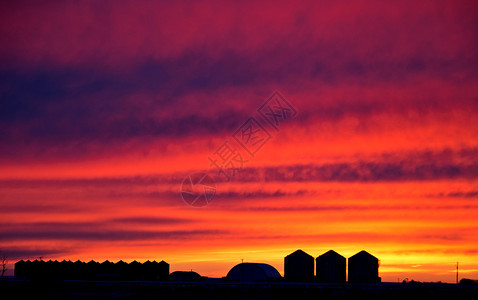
[14,259,169,280]
[284,250,380,283]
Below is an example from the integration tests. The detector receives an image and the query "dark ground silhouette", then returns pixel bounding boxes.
[2,277,478,300]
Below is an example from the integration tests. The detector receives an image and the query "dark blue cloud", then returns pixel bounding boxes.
[0,248,71,260]
[1,148,476,185]
[0,220,226,242]
[1,33,477,164]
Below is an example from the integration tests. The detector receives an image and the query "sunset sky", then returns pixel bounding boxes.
[1,1,478,282]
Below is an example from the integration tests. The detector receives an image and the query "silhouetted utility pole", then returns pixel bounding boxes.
[456,262,459,284]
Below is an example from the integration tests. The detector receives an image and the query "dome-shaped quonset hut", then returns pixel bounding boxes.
[348,251,381,283]
[226,263,281,282]
[284,249,314,281]
[316,250,346,283]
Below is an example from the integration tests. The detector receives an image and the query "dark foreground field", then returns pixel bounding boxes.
[2,278,477,299]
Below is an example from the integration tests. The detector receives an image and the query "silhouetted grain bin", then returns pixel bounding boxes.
[348,250,381,283]
[169,271,202,281]
[284,249,314,281]
[226,263,281,282]
[316,250,346,283]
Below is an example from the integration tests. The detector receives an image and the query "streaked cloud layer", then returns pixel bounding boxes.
[1,0,478,282]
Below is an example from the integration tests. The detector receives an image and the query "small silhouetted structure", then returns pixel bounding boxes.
[460,278,478,285]
[14,259,169,281]
[316,250,346,283]
[226,263,281,282]
[348,251,381,283]
[169,271,202,281]
[284,249,314,281]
